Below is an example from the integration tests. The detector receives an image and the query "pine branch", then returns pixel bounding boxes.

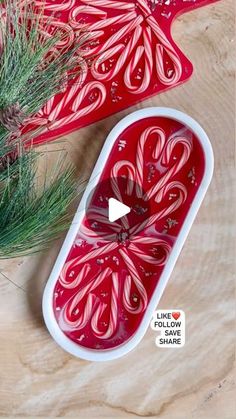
[0,1,89,258]
[0,0,86,138]
[0,147,78,258]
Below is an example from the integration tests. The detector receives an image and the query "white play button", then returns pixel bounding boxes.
[108,198,131,222]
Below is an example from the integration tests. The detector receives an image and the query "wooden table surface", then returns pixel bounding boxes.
[0,0,235,417]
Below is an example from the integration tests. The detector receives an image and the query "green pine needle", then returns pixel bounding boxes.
[0,0,86,145]
[0,147,78,258]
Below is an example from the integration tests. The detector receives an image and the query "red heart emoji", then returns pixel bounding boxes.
[172,312,181,320]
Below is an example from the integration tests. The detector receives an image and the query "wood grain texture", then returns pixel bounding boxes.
[0,1,235,417]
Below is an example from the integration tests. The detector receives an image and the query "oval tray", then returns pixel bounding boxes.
[43,107,213,361]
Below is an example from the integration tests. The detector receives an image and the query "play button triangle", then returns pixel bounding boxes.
[108,198,131,222]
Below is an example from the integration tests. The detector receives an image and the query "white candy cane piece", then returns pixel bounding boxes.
[0,14,6,55]
[51,20,75,48]
[66,59,88,99]
[130,181,187,236]
[47,98,65,122]
[35,0,76,11]
[25,117,49,126]
[86,209,122,232]
[44,97,55,115]
[79,224,117,241]
[155,180,187,206]
[81,30,104,41]
[111,161,136,200]
[135,0,182,85]
[124,26,153,94]
[135,126,166,198]
[111,160,136,230]
[72,81,105,112]
[91,44,125,80]
[91,25,142,82]
[123,275,133,314]
[119,248,148,314]
[122,273,147,315]
[131,236,166,244]
[48,81,106,129]
[87,10,136,32]
[47,60,88,121]
[91,272,119,339]
[79,208,119,241]
[147,15,182,85]
[74,11,136,62]
[69,5,107,30]
[61,293,97,330]
[59,263,90,289]
[68,241,118,268]
[144,135,192,201]
[81,0,136,11]
[155,44,183,86]
[65,267,112,321]
[38,19,75,49]
[61,266,112,330]
[135,0,151,15]
[77,31,105,60]
[72,10,136,35]
[82,15,143,57]
[128,240,171,266]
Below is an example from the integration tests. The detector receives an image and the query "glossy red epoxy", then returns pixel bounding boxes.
[14,0,218,144]
[52,116,205,350]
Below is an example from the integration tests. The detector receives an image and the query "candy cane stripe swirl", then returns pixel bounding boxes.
[61,267,112,329]
[81,0,135,11]
[91,272,119,339]
[136,126,165,198]
[48,82,106,130]
[144,135,192,201]
[81,0,182,90]
[20,0,184,134]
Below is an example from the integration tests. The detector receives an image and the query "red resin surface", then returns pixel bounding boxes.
[16,0,219,144]
[53,116,205,350]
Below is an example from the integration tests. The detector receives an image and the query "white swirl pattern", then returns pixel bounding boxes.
[2,0,183,135]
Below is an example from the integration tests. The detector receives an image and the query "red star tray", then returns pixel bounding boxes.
[22,0,219,144]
